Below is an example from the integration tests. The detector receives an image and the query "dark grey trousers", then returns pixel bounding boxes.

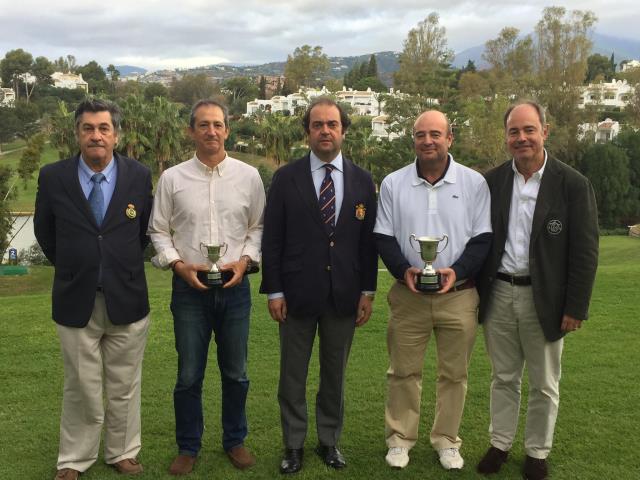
[278,305,356,448]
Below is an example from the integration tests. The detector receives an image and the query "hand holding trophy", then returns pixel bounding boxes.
[409,234,449,292]
[197,242,228,287]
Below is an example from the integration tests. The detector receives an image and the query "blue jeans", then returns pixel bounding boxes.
[170,275,251,455]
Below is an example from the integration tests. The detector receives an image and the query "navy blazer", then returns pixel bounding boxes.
[260,154,378,318]
[34,153,153,327]
[477,157,599,341]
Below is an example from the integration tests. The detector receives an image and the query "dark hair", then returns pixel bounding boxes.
[74,98,122,130]
[302,97,351,134]
[190,99,229,129]
[503,100,546,128]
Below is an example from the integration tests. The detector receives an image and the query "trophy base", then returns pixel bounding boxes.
[197,270,225,287]
[416,273,441,292]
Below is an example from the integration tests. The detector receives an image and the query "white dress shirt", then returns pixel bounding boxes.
[148,154,265,269]
[499,151,548,275]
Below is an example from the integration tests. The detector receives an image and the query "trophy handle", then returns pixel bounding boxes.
[199,242,208,258]
[437,234,449,254]
[220,243,228,257]
[409,234,420,253]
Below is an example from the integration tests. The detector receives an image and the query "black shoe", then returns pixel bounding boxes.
[315,445,346,469]
[523,456,548,480]
[477,446,509,474]
[280,448,303,474]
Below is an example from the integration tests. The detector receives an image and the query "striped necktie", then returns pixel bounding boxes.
[319,164,336,235]
[88,173,105,225]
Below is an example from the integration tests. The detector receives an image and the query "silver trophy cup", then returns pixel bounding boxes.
[409,234,449,292]
[198,242,228,286]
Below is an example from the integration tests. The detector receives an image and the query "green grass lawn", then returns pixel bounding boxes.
[1,236,639,479]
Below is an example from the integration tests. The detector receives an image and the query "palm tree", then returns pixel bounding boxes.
[118,94,152,161]
[259,112,301,166]
[49,101,77,160]
[144,97,185,174]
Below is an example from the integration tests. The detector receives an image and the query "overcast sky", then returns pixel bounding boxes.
[1,1,637,71]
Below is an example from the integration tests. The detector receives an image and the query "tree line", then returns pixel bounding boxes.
[1,5,640,241]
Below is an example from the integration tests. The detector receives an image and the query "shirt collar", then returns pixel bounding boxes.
[511,149,547,180]
[78,154,116,184]
[411,154,457,186]
[310,150,343,173]
[193,153,228,175]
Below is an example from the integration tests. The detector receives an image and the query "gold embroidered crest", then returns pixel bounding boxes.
[125,203,137,219]
[355,203,366,220]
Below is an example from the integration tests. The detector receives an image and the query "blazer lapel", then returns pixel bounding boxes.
[61,155,99,228]
[292,154,326,232]
[102,154,131,228]
[335,157,357,232]
[531,158,561,245]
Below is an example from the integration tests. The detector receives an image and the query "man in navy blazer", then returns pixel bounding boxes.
[260,98,377,474]
[34,99,153,480]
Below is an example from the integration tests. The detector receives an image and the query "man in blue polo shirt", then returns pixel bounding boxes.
[375,110,492,471]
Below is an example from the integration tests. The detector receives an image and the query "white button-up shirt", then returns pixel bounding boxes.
[148,154,265,269]
[499,151,547,275]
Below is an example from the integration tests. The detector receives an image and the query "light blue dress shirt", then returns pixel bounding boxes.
[78,155,117,220]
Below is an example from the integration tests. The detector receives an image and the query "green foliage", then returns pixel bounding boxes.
[18,241,51,265]
[17,133,46,187]
[48,101,77,160]
[284,45,330,90]
[393,13,455,97]
[613,129,640,224]
[0,165,16,258]
[257,164,273,192]
[0,48,33,100]
[586,53,616,82]
[343,55,387,93]
[76,60,109,94]
[222,77,259,116]
[169,73,220,106]
[258,112,303,165]
[143,82,168,102]
[580,142,631,228]
[140,96,187,173]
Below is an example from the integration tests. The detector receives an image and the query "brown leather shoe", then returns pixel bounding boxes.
[54,469,79,480]
[523,456,549,480]
[169,454,197,475]
[113,458,143,475]
[227,445,256,470]
[477,446,509,474]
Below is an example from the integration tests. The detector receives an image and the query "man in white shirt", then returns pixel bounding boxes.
[375,110,492,472]
[476,101,598,480]
[148,100,265,475]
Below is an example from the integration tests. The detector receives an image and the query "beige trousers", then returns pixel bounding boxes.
[385,282,478,451]
[483,280,563,459]
[56,292,150,471]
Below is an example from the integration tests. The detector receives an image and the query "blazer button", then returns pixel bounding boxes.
[330,241,335,247]
[326,265,331,271]
[98,235,103,240]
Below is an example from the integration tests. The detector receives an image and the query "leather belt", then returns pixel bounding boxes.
[449,279,475,292]
[96,286,103,292]
[496,272,532,286]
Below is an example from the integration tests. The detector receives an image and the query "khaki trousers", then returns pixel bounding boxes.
[56,292,150,472]
[385,282,478,451]
[483,280,563,459]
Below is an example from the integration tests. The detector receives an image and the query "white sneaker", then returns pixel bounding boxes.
[385,447,409,468]
[438,448,464,470]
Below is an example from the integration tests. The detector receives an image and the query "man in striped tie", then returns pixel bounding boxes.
[261,98,378,475]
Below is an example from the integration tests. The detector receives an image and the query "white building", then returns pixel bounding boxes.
[621,60,640,72]
[371,115,401,140]
[578,118,621,143]
[50,72,89,93]
[579,79,634,109]
[245,86,406,117]
[0,87,15,107]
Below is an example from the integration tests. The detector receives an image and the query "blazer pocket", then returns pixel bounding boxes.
[282,260,302,273]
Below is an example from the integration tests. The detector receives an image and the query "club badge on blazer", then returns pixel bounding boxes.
[125,203,137,219]
[355,203,366,220]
